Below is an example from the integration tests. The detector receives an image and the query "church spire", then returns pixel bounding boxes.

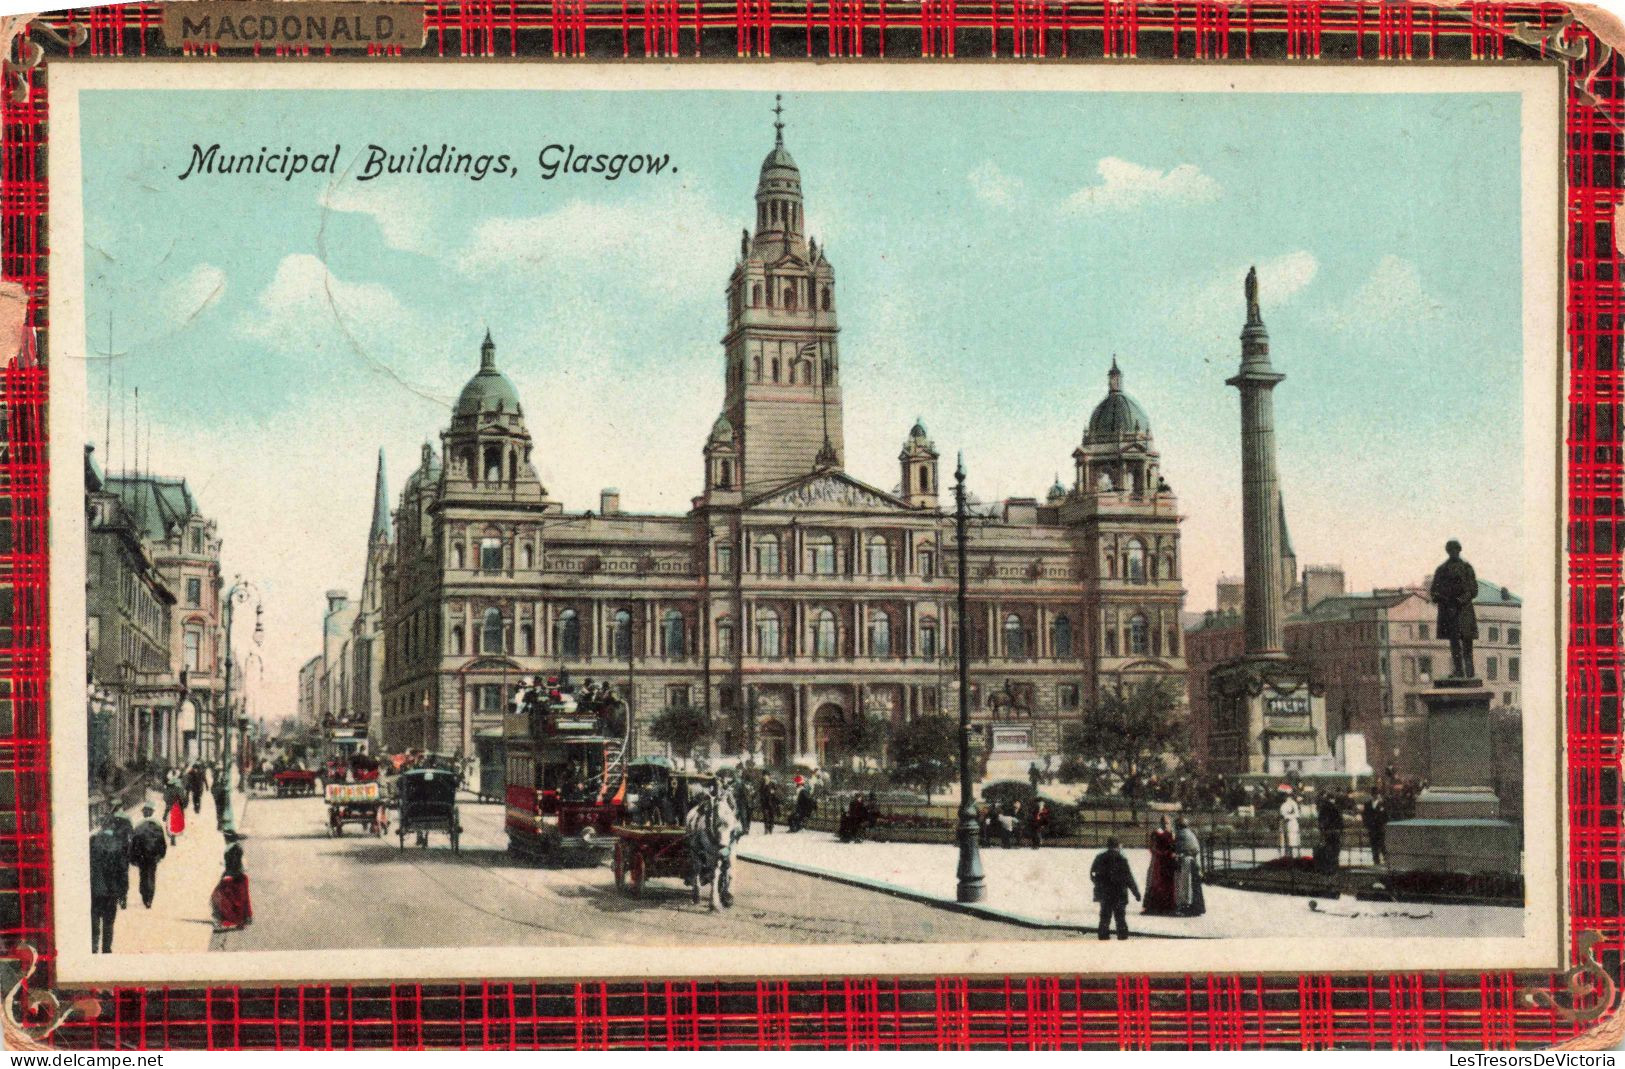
[369,449,391,543]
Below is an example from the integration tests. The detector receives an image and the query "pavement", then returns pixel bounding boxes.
[209,791,1073,951]
[105,781,248,955]
[735,825,1525,940]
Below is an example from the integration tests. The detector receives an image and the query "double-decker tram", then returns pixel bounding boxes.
[502,672,629,864]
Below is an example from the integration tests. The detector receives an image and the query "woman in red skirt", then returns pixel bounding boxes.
[210,831,252,931]
[166,794,186,843]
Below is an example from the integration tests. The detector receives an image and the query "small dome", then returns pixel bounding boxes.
[709,412,735,443]
[906,418,930,444]
[1085,358,1151,442]
[761,142,799,175]
[455,332,523,418]
[1046,475,1067,502]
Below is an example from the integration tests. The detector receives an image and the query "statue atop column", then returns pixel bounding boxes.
[1429,539,1479,679]
[1244,266,1261,324]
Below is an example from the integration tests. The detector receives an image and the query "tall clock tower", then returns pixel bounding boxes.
[720,97,843,495]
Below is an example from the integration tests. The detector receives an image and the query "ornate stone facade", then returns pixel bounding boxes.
[377,118,1188,769]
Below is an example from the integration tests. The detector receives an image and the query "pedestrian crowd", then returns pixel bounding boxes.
[87,760,253,953]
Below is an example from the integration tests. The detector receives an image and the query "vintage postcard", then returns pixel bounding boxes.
[44,60,1564,987]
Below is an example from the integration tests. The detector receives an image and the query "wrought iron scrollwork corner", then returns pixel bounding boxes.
[1510,10,1615,109]
[2,17,89,105]
[0,945,102,1046]
[1520,931,1619,1024]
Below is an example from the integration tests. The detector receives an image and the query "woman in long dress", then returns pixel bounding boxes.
[210,832,253,931]
[165,788,186,844]
[1173,817,1206,917]
[1278,792,1301,854]
[1143,815,1178,914]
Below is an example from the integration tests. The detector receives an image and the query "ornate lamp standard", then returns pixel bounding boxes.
[953,454,986,903]
[220,577,263,833]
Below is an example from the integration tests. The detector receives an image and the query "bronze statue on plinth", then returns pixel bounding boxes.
[1429,539,1478,680]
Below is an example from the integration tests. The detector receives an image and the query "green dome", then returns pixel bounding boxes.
[709,412,735,443]
[455,332,523,418]
[1085,359,1150,442]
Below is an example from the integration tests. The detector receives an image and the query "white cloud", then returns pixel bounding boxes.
[1327,255,1443,329]
[452,188,735,304]
[163,263,227,324]
[1187,250,1320,325]
[968,161,1024,208]
[318,182,432,254]
[1064,157,1220,214]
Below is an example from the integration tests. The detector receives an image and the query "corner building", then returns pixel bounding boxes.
[379,119,1188,769]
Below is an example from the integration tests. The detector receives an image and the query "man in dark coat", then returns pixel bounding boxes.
[758,780,779,834]
[129,803,168,909]
[1361,795,1389,865]
[1316,795,1345,874]
[89,820,128,953]
[186,763,207,813]
[790,779,815,832]
[1430,540,1479,679]
[211,766,230,830]
[1089,836,1141,940]
[732,776,753,836]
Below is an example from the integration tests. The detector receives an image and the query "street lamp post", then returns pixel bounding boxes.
[953,454,986,904]
[219,578,262,833]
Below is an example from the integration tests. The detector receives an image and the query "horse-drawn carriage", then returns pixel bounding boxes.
[396,766,462,852]
[326,780,387,837]
[274,769,319,797]
[610,772,743,910]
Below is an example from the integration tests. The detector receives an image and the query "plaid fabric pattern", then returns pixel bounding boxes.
[1,0,1619,1049]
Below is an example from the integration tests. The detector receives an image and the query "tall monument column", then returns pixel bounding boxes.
[1229,267,1288,659]
[1205,268,1332,776]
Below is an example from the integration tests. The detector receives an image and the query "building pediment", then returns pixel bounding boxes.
[747,470,912,513]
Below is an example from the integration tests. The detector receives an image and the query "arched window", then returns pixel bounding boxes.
[183,626,203,671]
[751,284,762,306]
[866,536,890,576]
[807,534,836,575]
[483,445,503,482]
[718,460,733,489]
[1004,613,1026,658]
[520,543,534,569]
[612,609,633,659]
[518,624,534,656]
[1125,539,1147,583]
[771,359,781,383]
[1052,614,1073,658]
[813,610,837,657]
[556,608,580,659]
[717,616,735,656]
[449,624,464,655]
[751,355,761,380]
[481,608,504,655]
[662,610,686,659]
[919,545,937,578]
[1164,552,1177,579]
[784,286,797,310]
[919,619,938,659]
[756,608,782,658]
[1128,613,1150,656]
[868,611,891,657]
[753,533,781,575]
[821,286,831,311]
[452,542,465,570]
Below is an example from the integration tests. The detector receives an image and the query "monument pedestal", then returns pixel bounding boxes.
[1207,657,1330,775]
[1386,681,1520,875]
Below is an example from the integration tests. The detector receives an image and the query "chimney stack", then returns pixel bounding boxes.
[600,488,621,515]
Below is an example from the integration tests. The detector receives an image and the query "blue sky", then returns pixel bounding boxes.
[76,87,1525,711]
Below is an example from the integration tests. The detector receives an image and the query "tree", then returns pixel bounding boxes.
[1060,677,1184,793]
[833,709,889,771]
[648,704,713,767]
[887,715,958,802]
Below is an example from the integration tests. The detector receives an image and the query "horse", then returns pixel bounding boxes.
[683,786,744,911]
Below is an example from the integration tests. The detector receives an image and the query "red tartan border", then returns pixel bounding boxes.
[0,1,1618,1050]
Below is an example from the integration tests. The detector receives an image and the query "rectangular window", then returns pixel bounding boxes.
[716,544,733,574]
[919,550,936,578]
[1417,623,1429,640]
[190,528,203,553]
[183,629,200,672]
[1417,655,1432,681]
[1489,626,1500,643]
[478,684,504,713]
[666,684,690,709]
[480,538,503,573]
[922,687,939,714]
[1509,627,1520,646]
[1509,656,1520,682]
[1058,684,1080,710]
[186,577,201,607]
[1486,656,1499,681]
[1402,657,1417,684]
